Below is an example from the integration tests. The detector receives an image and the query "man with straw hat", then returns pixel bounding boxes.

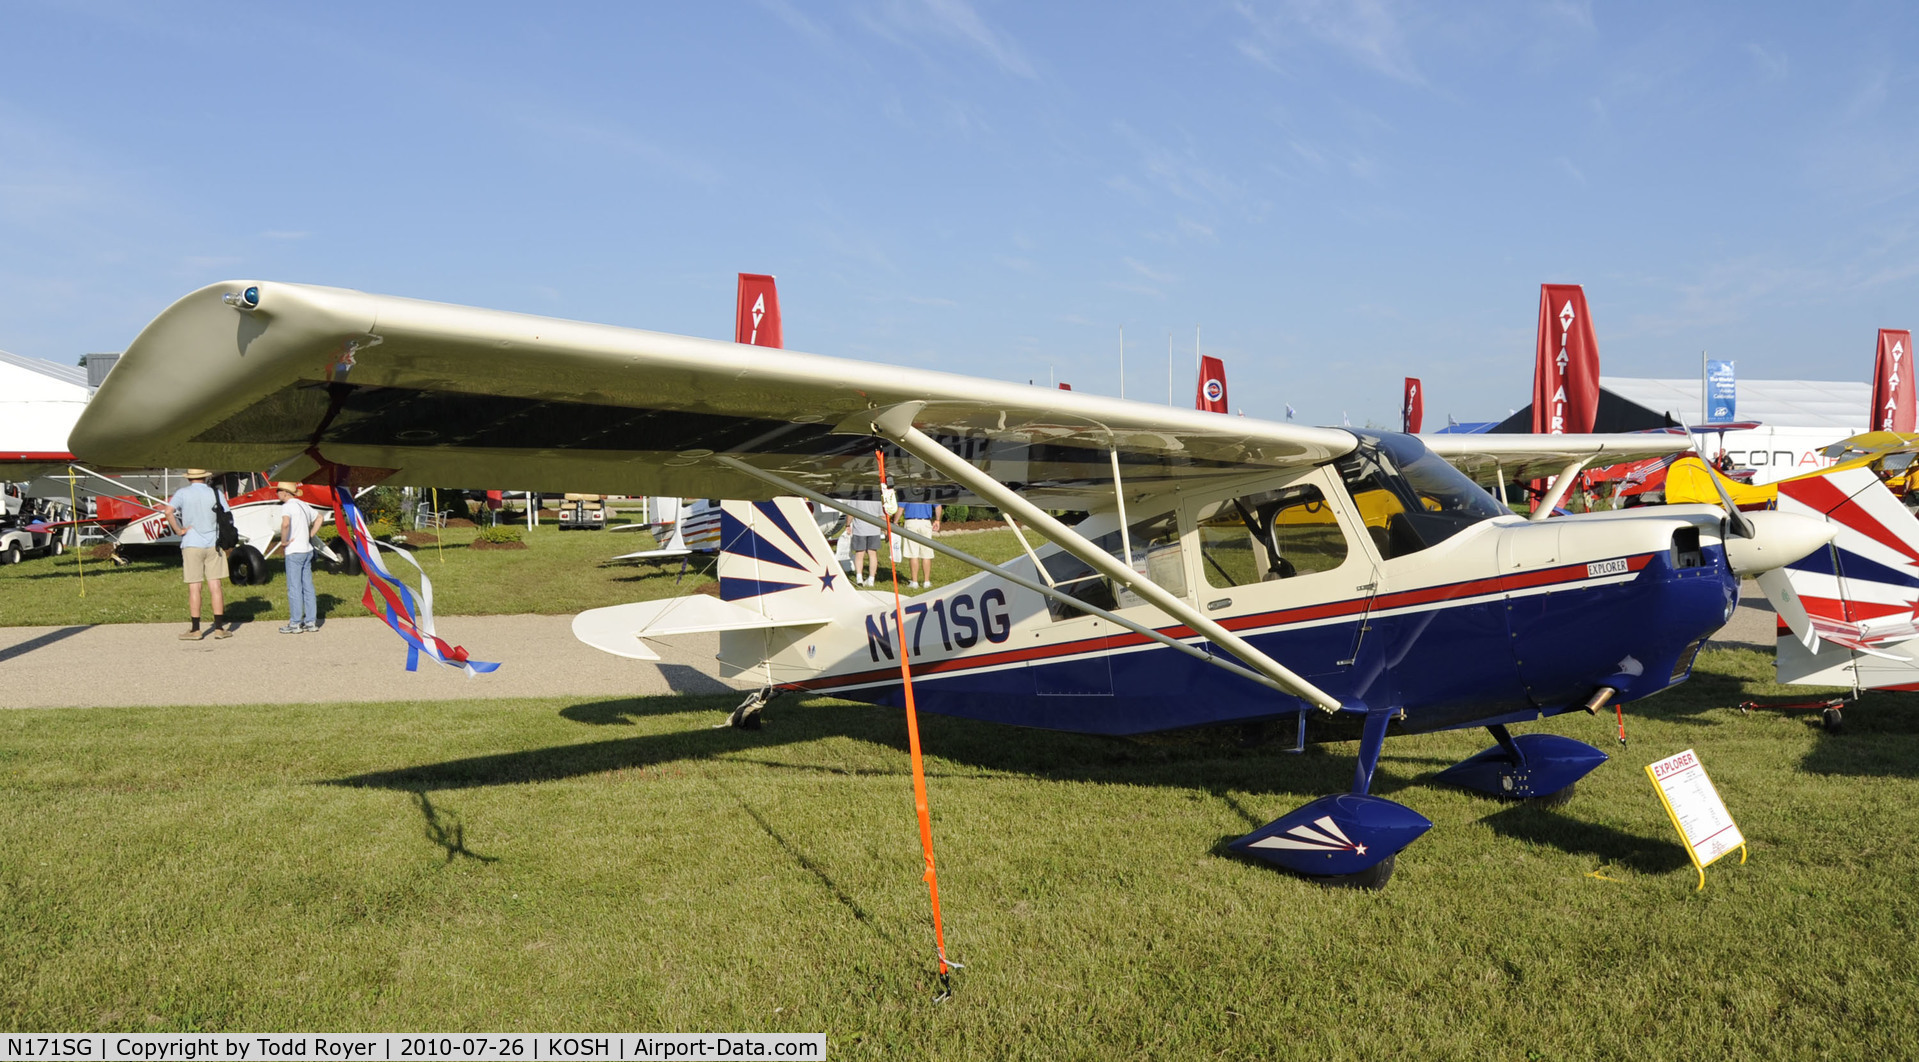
[266,481,324,634]
[159,469,232,640]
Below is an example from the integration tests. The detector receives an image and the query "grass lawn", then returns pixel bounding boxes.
[3,647,1916,1056]
[0,527,1027,628]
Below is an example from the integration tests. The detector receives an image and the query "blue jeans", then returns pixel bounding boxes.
[285,550,316,625]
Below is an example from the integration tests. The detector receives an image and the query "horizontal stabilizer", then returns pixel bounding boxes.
[571,596,828,661]
[613,546,693,561]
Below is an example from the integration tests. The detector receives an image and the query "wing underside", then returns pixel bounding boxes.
[71,282,1359,506]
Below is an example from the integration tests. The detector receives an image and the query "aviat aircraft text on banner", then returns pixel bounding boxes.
[1872,328,1914,432]
[1532,284,1600,436]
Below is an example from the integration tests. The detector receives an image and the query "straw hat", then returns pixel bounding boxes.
[274,481,302,496]
[184,469,210,480]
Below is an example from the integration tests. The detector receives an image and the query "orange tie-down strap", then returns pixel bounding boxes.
[875,450,959,993]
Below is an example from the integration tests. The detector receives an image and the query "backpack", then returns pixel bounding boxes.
[213,492,241,551]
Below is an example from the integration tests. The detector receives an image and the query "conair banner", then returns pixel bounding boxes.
[1531,284,1600,435]
[1196,355,1228,413]
[1872,329,1914,432]
[735,273,783,349]
[1402,377,1423,433]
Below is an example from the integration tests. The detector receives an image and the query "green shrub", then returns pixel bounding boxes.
[359,486,406,527]
[476,524,524,544]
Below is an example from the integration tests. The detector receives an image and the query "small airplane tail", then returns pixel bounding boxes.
[717,498,866,620]
[1767,466,1919,686]
[573,497,870,663]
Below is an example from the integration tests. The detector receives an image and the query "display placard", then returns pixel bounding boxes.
[1645,748,1747,890]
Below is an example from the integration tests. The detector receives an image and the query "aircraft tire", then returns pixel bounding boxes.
[229,545,268,586]
[326,538,362,577]
[1822,707,1844,735]
[49,537,64,556]
[1310,852,1395,891]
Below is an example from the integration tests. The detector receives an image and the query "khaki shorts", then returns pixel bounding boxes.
[903,519,934,559]
[182,546,229,583]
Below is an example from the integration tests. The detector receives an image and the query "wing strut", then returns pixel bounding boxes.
[710,456,1302,698]
[851,410,1343,713]
[1001,514,1056,586]
[1529,457,1592,521]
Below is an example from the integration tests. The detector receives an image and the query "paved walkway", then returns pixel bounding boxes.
[0,614,751,709]
[1,581,1780,711]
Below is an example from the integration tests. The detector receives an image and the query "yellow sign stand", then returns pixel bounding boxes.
[1645,748,1747,890]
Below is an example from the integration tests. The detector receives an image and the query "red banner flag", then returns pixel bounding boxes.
[1196,355,1228,413]
[1402,377,1423,433]
[1532,285,1601,435]
[734,273,782,349]
[1872,329,1915,432]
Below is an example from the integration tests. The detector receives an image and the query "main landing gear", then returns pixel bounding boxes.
[1433,724,1609,803]
[1227,717,1612,890]
[1228,709,1433,891]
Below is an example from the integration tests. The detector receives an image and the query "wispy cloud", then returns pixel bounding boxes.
[1105,281,1166,300]
[1845,67,1890,121]
[501,102,721,187]
[1234,0,1426,87]
[1122,257,1177,284]
[1112,121,1261,218]
[862,0,1036,79]
[1744,42,1788,83]
[758,0,836,50]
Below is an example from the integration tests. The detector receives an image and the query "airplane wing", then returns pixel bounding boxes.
[71,282,1358,507]
[1421,433,1693,486]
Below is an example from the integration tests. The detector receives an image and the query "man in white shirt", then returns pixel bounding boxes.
[268,482,325,633]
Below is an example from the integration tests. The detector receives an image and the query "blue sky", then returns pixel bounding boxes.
[3,1,1916,427]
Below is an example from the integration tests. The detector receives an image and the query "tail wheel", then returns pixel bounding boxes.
[1822,707,1845,735]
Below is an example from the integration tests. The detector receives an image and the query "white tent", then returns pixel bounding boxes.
[1603,376,1870,484]
[0,349,91,476]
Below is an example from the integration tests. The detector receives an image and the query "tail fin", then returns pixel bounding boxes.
[1771,467,1919,681]
[719,498,865,620]
[735,273,783,348]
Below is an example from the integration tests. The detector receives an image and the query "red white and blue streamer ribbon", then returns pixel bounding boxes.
[329,489,499,676]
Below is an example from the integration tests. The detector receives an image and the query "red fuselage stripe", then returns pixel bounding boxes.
[789,551,1657,693]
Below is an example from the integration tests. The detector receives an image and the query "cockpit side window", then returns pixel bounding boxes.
[1198,483,1349,589]
[1039,510,1186,620]
[1334,432,1507,560]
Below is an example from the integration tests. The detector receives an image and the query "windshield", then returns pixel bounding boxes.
[1334,431,1507,559]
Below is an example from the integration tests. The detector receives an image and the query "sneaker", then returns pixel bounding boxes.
[178,628,205,641]
[209,626,233,640]
[301,623,319,633]
[278,624,302,634]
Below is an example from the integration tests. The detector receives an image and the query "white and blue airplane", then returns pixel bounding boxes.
[71,280,1836,888]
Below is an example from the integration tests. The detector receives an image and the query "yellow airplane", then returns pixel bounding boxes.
[1657,431,1919,509]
